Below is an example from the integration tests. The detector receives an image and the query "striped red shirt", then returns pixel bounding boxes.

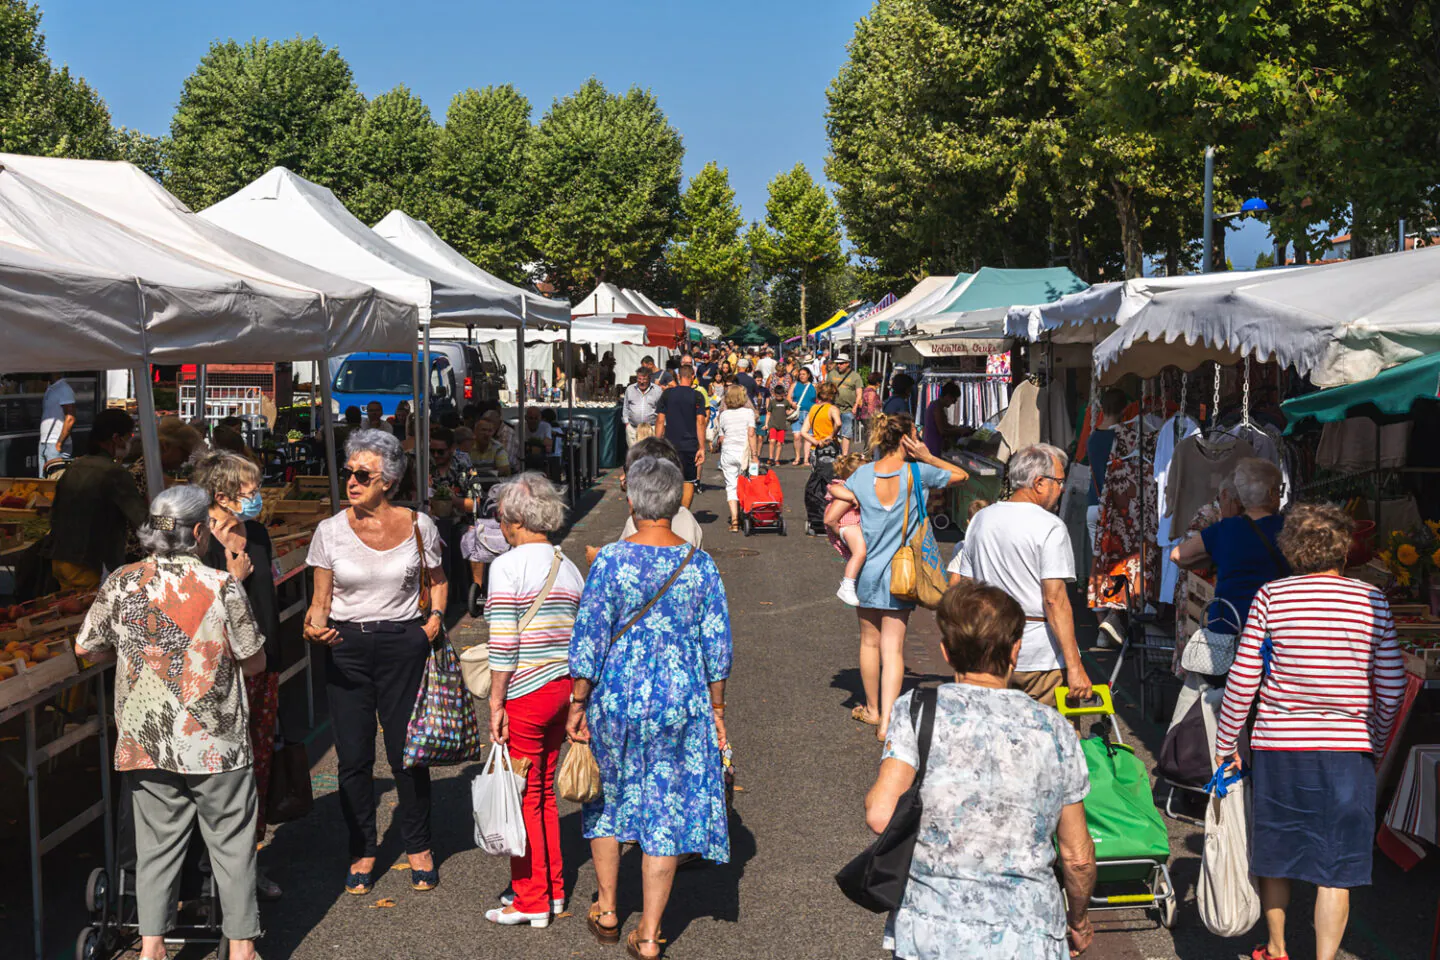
[1215,574,1406,755]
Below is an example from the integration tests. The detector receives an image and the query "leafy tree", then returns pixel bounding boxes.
[749,163,843,338]
[525,78,684,299]
[328,85,441,226]
[428,85,533,282]
[115,128,169,182]
[0,1,114,159]
[668,161,747,323]
[166,36,363,209]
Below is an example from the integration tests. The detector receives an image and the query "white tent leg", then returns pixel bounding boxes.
[131,362,163,501]
[315,354,341,513]
[419,324,431,506]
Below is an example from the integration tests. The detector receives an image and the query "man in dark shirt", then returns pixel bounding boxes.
[654,363,707,509]
[45,409,147,587]
[735,358,762,406]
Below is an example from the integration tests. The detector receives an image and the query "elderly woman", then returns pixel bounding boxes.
[194,451,284,900]
[1171,458,1288,685]
[303,429,448,895]
[834,413,967,739]
[867,582,1095,960]
[482,473,585,928]
[567,457,732,958]
[1216,504,1406,960]
[74,485,266,960]
[131,416,203,483]
[715,384,757,532]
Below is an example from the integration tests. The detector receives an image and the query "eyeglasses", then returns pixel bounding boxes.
[340,467,380,486]
[1039,474,1066,486]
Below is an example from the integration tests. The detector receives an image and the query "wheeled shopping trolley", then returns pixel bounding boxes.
[1055,684,1177,929]
[737,467,786,536]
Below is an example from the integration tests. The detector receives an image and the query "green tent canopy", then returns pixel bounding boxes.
[939,266,1088,315]
[731,321,780,346]
[1281,352,1440,433]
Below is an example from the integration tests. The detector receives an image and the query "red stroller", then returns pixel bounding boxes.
[737,467,787,536]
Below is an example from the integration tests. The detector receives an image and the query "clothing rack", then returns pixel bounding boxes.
[918,369,1010,430]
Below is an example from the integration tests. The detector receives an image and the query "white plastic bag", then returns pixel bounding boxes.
[472,744,526,857]
[1197,768,1261,937]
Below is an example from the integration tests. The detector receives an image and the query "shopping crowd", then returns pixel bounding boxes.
[62,348,1406,960]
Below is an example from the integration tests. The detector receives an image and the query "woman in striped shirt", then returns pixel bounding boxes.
[1215,503,1405,960]
[483,473,585,929]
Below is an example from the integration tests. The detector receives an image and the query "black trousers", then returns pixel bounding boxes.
[325,619,432,859]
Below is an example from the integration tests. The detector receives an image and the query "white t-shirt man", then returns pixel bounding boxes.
[756,355,777,380]
[947,501,1075,672]
[40,378,76,447]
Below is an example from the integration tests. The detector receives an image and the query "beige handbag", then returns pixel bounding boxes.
[459,547,563,699]
[888,464,948,609]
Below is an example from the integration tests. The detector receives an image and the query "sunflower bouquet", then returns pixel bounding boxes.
[1376,521,1440,593]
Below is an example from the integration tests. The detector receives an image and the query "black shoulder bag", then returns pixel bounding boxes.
[835,686,938,913]
[1244,515,1291,578]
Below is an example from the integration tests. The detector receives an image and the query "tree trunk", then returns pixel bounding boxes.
[1066,222,1090,282]
[800,281,808,342]
[1110,176,1144,279]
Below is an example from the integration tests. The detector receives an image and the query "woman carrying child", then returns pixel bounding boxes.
[825,453,869,606]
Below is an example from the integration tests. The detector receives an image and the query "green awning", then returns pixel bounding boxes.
[1281,352,1440,433]
[731,321,780,346]
[939,266,1088,314]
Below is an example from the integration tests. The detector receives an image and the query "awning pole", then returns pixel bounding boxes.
[566,322,576,506]
[195,363,207,434]
[516,303,528,456]
[316,348,342,514]
[420,322,432,507]
[131,362,163,501]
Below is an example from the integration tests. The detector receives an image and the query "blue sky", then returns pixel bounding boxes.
[39,0,872,229]
[40,0,1277,277]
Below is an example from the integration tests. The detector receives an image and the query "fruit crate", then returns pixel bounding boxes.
[0,478,56,518]
[0,637,79,710]
[1402,645,1440,680]
[271,532,312,580]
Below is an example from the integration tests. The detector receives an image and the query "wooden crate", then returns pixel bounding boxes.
[0,637,79,710]
[271,531,312,579]
[1404,647,1440,680]
[1178,574,1216,638]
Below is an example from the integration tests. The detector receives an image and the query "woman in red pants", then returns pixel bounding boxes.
[483,472,586,928]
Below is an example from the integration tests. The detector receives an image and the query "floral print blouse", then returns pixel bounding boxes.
[883,684,1090,960]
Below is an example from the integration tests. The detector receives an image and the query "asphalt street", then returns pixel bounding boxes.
[9,457,1436,959]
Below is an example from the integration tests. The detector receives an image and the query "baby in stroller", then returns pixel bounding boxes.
[823,453,869,606]
[460,483,512,615]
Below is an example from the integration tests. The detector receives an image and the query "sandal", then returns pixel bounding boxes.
[1251,949,1289,960]
[410,867,439,891]
[728,520,739,533]
[587,906,620,945]
[850,705,879,726]
[626,928,665,959]
[344,869,373,896]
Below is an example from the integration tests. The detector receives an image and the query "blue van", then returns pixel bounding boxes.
[330,342,505,417]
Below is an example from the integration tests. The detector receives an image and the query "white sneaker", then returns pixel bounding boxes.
[499,890,565,914]
[485,906,551,928]
[837,579,860,606]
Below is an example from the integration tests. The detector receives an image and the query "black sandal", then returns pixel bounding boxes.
[588,906,620,944]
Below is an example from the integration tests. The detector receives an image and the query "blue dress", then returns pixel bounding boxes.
[569,542,733,861]
[847,461,952,610]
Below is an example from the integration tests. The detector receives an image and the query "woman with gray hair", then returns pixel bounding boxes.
[483,473,584,928]
[303,428,448,894]
[1171,457,1288,686]
[567,456,733,957]
[74,485,266,960]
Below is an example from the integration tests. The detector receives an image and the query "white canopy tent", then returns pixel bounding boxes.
[687,318,721,339]
[1005,268,1313,345]
[1093,248,1440,387]
[0,154,416,356]
[573,282,647,317]
[432,319,652,394]
[372,209,569,329]
[852,276,955,338]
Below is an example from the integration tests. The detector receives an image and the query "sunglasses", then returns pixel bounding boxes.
[340,467,380,486]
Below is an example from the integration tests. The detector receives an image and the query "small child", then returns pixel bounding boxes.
[824,452,869,606]
[766,384,789,465]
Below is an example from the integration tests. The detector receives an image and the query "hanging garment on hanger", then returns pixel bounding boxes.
[1164,434,1255,541]
[1155,414,1202,604]
[1316,418,1411,472]
[994,378,1042,463]
[1038,383,1075,452]
[1089,418,1160,612]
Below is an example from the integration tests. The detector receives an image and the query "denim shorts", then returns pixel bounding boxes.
[839,411,855,440]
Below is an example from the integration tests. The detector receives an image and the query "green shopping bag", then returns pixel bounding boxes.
[1078,736,1170,880]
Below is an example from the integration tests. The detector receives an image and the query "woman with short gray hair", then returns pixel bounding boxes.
[75,485,266,960]
[483,472,585,928]
[567,456,733,956]
[304,427,448,895]
[1172,457,1288,686]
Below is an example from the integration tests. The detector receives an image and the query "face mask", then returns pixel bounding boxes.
[235,493,263,521]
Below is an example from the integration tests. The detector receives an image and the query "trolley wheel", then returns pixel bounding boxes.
[931,512,951,531]
[779,518,788,536]
[742,515,753,536]
[75,926,101,960]
[1151,869,1176,929]
[85,866,109,915]
[467,580,484,619]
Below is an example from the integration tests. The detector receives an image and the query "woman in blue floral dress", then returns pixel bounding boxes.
[568,455,732,959]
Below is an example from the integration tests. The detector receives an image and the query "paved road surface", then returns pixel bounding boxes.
[8,462,1434,959]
